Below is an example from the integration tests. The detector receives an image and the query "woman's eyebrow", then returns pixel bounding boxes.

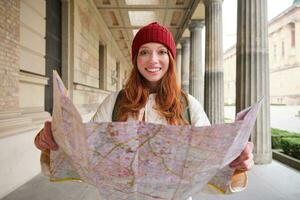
[158,47,168,50]
[140,45,167,49]
[156,45,167,50]
[139,47,149,50]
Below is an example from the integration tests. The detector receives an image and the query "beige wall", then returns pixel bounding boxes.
[19,0,48,112]
[223,46,236,105]
[224,5,300,105]
[0,0,132,198]
[0,129,41,198]
[270,66,300,105]
[0,0,20,113]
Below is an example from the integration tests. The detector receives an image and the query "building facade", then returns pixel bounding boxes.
[1,0,272,198]
[224,1,300,105]
[0,0,132,197]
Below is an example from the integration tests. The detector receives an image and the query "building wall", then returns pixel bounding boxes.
[19,0,48,113]
[0,0,20,113]
[0,130,41,199]
[224,4,300,105]
[268,5,300,104]
[0,0,132,198]
[72,0,131,119]
[0,0,44,198]
[270,67,300,104]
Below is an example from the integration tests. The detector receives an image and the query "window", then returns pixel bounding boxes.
[116,62,121,90]
[99,43,106,89]
[290,23,296,48]
[273,45,277,59]
[281,41,285,58]
[110,62,120,91]
[45,0,62,114]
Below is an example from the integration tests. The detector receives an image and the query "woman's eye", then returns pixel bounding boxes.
[159,50,168,55]
[139,50,148,55]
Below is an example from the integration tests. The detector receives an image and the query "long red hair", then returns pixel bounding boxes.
[116,52,188,125]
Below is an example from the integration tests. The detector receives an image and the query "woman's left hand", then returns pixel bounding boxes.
[229,142,254,171]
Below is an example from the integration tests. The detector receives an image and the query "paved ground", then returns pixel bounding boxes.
[2,160,300,200]
[225,105,300,133]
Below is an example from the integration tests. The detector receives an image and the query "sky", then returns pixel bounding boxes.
[222,0,294,50]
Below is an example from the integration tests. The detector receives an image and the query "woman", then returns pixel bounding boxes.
[35,22,254,191]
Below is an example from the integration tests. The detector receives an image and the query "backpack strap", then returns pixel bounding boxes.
[112,89,191,124]
[112,89,125,122]
[181,92,191,125]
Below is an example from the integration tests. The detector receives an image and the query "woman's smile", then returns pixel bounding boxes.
[145,67,162,73]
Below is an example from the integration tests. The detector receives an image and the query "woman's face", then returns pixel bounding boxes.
[137,42,170,89]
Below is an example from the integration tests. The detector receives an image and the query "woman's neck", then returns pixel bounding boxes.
[146,82,159,93]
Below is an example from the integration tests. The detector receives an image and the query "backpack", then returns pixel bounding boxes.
[112,89,191,124]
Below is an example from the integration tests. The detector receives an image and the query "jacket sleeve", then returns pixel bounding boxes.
[90,91,119,123]
[187,94,211,127]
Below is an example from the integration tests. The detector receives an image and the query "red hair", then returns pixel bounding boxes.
[116,52,188,125]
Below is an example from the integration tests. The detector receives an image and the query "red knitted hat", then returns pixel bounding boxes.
[131,22,176,63]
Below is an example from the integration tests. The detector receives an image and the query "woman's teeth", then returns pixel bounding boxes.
[146,68,161,72]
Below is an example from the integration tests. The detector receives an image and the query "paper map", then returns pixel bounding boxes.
[50,71,262,200]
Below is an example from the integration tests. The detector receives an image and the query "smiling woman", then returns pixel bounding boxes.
[115,22,188,125]
[35,21,255,196]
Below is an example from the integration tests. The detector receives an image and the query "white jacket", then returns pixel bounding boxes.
[91,91,211,127]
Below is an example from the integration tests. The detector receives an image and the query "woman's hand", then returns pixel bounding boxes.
[229,142,254,171]
[34,121,59,151]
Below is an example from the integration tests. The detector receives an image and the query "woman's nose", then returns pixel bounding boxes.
[149,52,159,63]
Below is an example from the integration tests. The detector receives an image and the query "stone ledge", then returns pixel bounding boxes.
[74,82,112,94]
[0,117,37,139]
[0,110,22,120]
[0,110,50,139]
[272,149,300,171]
[19,71,49,85]
[22,111,50,126]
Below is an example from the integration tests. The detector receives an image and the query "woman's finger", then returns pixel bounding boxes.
[35,132,49,151]
[230,153,254,169]
[236,158,255,171]
[34,121,58,151]
[230,142,254,168]
[43,121,59,150]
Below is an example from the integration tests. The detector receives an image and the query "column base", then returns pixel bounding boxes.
[254,152,272,164]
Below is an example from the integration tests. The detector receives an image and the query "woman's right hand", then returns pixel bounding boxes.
[34,121,59,151]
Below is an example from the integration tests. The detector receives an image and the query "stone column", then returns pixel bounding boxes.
[176,47,182,86]
[236,0,272,164]
[203,0,224,125]
[180,37,190,93]
[189,20,205,105]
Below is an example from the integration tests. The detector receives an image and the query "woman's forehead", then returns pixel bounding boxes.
[139,42,167,49]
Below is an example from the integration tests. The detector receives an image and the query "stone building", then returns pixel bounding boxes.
[0,0,271,198]
[224,1,300,105]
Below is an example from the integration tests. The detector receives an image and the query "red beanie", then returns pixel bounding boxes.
[131,22,176,63]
